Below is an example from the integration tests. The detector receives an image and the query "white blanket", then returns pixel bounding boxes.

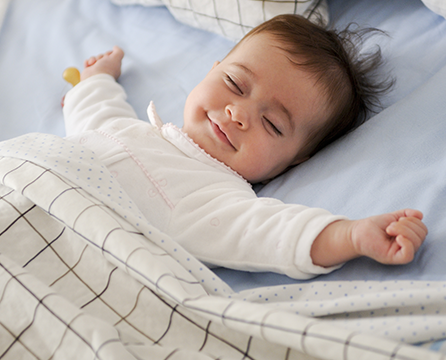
[0,133,444,360]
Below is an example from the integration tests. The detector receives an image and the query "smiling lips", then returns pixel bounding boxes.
[209,118,236,149]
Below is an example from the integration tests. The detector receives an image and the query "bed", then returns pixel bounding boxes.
[1,0,446,359]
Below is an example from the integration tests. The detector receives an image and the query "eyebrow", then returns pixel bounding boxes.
[233,62,255,78]
[233,62,294,132]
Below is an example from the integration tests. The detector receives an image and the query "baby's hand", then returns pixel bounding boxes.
[80,45,124,81]
[350,209,427,265]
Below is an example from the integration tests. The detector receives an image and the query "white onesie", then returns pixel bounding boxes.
[63,74,346,279]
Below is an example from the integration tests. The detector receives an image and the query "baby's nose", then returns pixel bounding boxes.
[225,104,250,129]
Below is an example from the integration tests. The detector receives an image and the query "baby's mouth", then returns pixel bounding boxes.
[209,118,236,150]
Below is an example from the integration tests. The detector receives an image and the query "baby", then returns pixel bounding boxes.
[64,15,427,279]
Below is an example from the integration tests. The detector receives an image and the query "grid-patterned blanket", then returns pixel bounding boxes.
[0,133,443,360]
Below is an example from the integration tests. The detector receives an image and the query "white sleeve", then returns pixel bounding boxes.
[171,183,348,280]
[63,74,138,136]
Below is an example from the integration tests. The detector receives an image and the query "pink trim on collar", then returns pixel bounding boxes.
[161,123,250,185]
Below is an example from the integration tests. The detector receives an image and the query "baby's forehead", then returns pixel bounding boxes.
[229,32,316,76]
[230,32,282,52]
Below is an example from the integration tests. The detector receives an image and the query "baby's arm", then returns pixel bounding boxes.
[311,209,427,267]
[63,46,138,136]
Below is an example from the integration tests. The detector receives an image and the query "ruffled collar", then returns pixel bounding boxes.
[147,102,249,185]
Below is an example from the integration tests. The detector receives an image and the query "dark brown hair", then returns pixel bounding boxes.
[233,14,394,159]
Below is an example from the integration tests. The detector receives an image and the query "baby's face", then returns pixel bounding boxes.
[183,33,329,183]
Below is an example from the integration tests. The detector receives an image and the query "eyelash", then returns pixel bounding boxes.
[225,74,243,95]
[225,74,282,136]
[264,117,282,136]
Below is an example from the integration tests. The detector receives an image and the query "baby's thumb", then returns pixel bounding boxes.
[394,235,415,264]
[111,46,125,61]
[391,208,423,221]
[403,209,423,220]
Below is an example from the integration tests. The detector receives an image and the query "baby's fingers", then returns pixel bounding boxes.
[84,49,116,68]
[85,56,97,67]
[392,235,416,264]
[405,217,426,239]
[387,217,426,250]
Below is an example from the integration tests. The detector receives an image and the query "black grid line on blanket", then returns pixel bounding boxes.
[0,232,257,359]
[0,271,37,358]
[22,227,66,268]
[1,178,180,345]
[0,196,155,343]
[186,299,423,360]
[0,199,36,237]
[0,158,272,359]
[165,0,318,38]
[0,262,108,359]
[1,178,137,315]
[0,155,440,360]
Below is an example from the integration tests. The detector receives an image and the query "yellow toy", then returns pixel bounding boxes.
[62,67,80,86]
